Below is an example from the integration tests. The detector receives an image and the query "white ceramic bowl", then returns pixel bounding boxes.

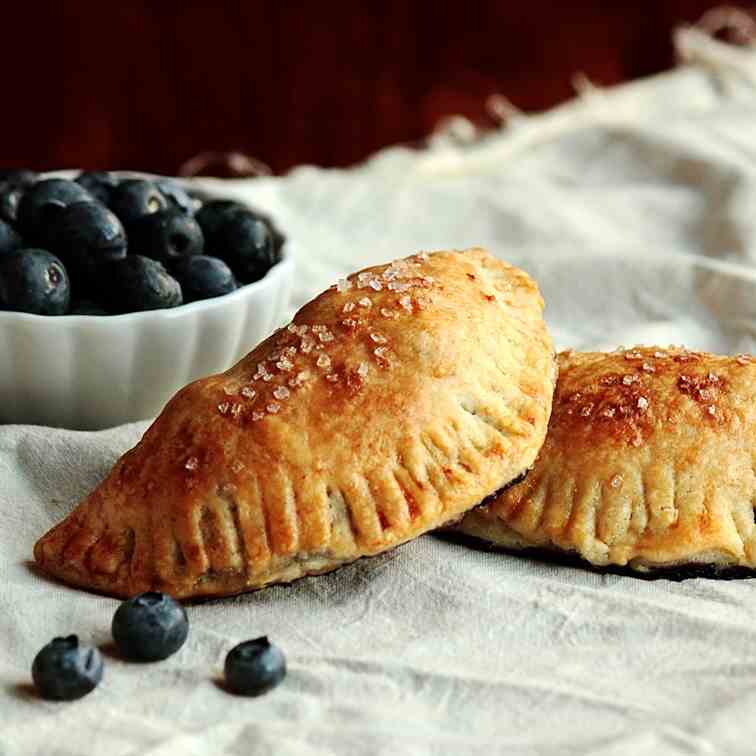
[0,177,294,430]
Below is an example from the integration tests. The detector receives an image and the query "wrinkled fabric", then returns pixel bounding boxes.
[4,28,756,756]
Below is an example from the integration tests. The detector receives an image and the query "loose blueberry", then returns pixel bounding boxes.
[46,202,127,283]
[156,179,198,215]
[170,255,236,302]
[0,249,70,315]
[109,179,168,227]
[16,179,93,237]
[69,299,109,316]
[0,219,21,254]
[111,592,189,661]
[76,171,120,205]
[0,182,24,224]
[224,637,286,696]
[31,635,103,701]
[213,210,279,283]
[104,256,183,314]
[128,208,203,263]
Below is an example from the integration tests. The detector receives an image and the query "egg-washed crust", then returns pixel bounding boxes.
[455,347,756,576]
[34,248,556,599]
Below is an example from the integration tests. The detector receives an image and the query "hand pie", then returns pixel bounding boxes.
[454,347,756,577]
[34,248,556,598]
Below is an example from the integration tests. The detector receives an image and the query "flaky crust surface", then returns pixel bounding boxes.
[34,248,555,598]
[456,347,756,574]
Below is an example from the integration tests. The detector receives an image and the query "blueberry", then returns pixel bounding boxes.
[0,249,70,315]
[196,199,284,248]
[76,171,119,205]
[104,256,183,314]
[156,179,198,215]
[248,210,285,255]
[224,637,286,696]
[111,592,189,661]
[269,224,286,255]
[31,635,103,701]
[198,200,286,256]
[69,299,109,316]
[109,179,168,227]
[0,219,21,254]
[0,169,36,186]
[0,182,24,224]
[46,202,127,283]
[128,208,203,263]
[16,179,93,237]
[195,199,247,242]
[213,210,279,283]
[170,255,236,302]
[0,183,24,225]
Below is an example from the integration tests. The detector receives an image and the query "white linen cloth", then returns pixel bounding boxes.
[5,28,756,756]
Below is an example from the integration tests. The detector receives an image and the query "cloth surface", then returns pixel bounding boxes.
[5,28,756,756]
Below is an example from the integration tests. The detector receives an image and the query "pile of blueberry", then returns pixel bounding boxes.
[0,170,285,316]
[31,591,286,701]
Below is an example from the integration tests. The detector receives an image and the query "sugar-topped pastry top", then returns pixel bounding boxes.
[34,248,556,598]
[455,346,756,575]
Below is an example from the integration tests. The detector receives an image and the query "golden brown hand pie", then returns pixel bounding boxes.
[34,248,556,598]
[455,346,756,577]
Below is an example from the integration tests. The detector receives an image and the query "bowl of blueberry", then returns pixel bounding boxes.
[0,169,293,429]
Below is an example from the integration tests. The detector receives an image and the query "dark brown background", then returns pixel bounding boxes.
[0,2,723,175]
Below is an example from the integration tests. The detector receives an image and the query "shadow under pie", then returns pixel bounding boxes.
[434,530,756,582]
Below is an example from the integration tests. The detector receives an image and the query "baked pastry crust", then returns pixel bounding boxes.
[455,347,756,575]
[34,248,556,598]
